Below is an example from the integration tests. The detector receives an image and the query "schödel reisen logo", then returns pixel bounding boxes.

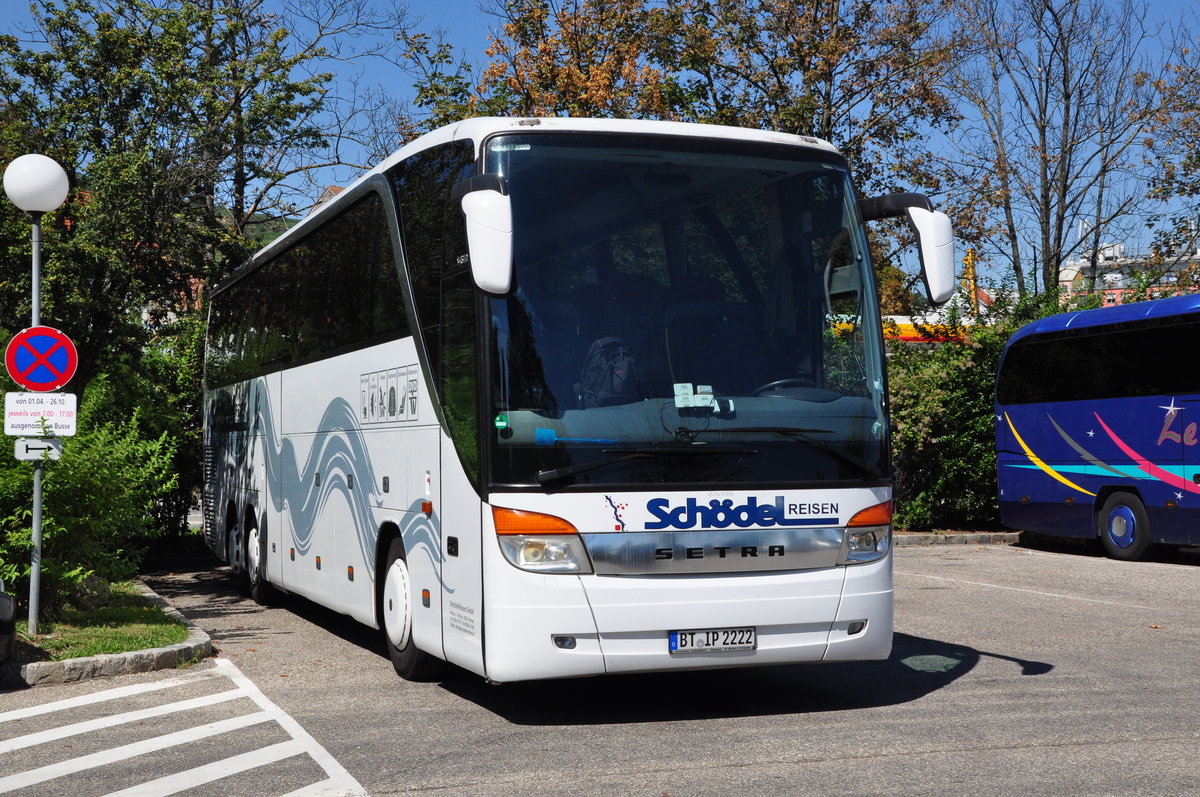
[643,496,839,530]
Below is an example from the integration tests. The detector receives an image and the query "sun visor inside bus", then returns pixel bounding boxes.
[454,174,514,295]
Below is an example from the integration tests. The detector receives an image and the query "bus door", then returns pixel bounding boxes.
[435,433,485,675]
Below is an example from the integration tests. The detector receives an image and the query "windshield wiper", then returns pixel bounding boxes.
[536,446,750,485]
[685,426,883,479]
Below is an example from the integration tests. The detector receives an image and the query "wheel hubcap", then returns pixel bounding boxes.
[383,557,412,648]
[248,528,260,582]
[1107,505,1137,549]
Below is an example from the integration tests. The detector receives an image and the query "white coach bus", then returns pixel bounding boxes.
[203,117,954,682]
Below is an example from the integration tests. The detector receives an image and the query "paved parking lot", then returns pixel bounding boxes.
[3,539,1198,796]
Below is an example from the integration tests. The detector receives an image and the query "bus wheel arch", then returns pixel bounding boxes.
[1096,490,1153,561]
[379,534,441,681]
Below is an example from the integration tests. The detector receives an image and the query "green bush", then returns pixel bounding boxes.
[0,375,177,619]
[94,313,205,537]
[887,325,1010,529]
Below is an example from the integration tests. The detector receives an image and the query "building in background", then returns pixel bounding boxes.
[1059,241,1200,304]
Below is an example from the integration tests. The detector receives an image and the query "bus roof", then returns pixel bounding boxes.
[1008,293,1200,344]
[372,115,840,175]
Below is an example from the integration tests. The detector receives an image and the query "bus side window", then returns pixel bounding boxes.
[390,141,481,483]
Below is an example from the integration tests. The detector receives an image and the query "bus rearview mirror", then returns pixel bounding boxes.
[860,192,956,307]
[461,189,514,294]
[905,206,955,305]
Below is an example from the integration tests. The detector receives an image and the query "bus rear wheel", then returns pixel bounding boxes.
[228,524,251,597]
[1099,492,1152,561]
[247,524,280,605]
[381,538,441,681]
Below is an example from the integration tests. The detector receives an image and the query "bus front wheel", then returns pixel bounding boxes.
[381,538,441,681]
[1099,492,1152,561]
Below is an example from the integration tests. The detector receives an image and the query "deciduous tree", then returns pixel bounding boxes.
[945,0,1168,295]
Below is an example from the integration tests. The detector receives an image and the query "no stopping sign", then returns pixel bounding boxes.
[4,326,78,392]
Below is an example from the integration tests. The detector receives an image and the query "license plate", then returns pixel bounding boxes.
[668,627,756,654]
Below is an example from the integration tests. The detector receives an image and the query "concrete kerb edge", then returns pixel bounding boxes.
[0,581,213,689]
[894,531,1021,547]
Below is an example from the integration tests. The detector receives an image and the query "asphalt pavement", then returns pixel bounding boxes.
[3,533,1198,796]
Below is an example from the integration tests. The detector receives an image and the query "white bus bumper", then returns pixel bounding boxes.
[481,555,892,683]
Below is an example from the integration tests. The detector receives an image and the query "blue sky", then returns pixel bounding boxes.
[4,0,1195,103]
[0,2,497,185]
[0,1,495,41]
[0,1,497,102]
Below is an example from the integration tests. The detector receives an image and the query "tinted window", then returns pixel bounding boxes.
[389,141,480,482]
[997,315,1200,404]
[205,192,407,386]
[390,141,476,377]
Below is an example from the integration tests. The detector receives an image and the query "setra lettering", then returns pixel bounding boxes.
[654,545,785,561]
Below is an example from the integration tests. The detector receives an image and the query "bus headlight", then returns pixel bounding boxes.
[837,501,892,565]
[498,535,593,574]
[492,507,594,574]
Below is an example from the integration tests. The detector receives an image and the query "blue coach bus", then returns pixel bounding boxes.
[995,294,1200,560]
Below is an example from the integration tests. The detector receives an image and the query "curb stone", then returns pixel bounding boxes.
[894,531,1021,546]
[0,581,213,690]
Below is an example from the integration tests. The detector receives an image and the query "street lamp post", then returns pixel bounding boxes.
[3,153,69,637]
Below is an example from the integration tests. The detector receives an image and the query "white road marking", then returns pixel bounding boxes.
[282,779,373,797]
[0,710,275,792]
[0,686,250,754]
[896,570,1155,610]
[0,667,225,723]
[101,740,307,797]
[0,658,367,797]
[212,659,367,797]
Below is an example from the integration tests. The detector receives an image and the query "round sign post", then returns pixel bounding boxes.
[5,154,71,640]
[5,325,78,392]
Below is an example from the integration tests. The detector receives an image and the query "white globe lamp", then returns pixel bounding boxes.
[4,153,69,214]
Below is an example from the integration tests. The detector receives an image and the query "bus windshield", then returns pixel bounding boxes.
[483,132,888,488]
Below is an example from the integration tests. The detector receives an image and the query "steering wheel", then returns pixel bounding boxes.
[751,377,819,396]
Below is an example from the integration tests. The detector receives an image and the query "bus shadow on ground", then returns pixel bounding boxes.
[147,564,389,652]
[145,552,1053,722]
[440,632,1053,725]
[1015,531,1200,565]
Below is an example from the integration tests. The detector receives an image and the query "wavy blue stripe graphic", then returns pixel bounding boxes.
[238,378,448,591]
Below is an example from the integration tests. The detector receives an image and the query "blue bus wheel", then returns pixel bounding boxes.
[1099,493,1152,561]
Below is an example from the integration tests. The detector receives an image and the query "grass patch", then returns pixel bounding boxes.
[15,581,188,661]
